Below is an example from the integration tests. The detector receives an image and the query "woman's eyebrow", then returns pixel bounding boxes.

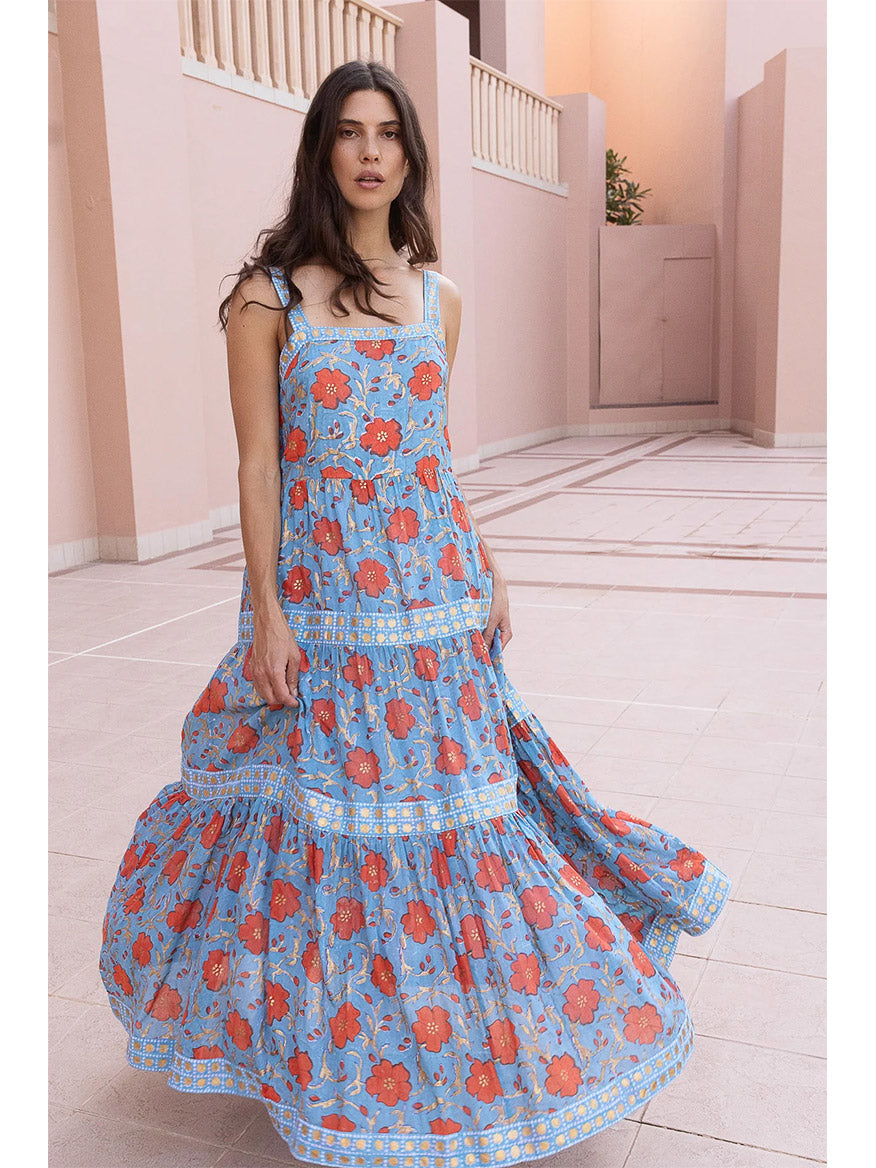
[337,118,401,127]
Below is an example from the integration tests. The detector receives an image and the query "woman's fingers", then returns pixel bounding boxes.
[285,654,300,707]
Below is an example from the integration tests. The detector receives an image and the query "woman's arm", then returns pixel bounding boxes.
[437,274,513,649]
[226,273,302,707]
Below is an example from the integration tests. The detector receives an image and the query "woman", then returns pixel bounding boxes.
[100,59,730,1166]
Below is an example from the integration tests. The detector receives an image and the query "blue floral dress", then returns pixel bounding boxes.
[99,265,730,1167]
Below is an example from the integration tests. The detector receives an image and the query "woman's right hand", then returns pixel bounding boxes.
[250,607,302,708]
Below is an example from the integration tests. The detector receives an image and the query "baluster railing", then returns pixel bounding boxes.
[470,57,563,187]
[178,0,402,101]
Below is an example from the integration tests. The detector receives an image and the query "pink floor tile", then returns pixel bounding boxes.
[641,1034,826,1159]
[49,1110,224,1168]
[662,763,783,809]
[771,775,826,816]
[624,1122,823,1167]
[685,734,795,775]
[646,797,763,851]
[586,726,697,764]
[709,900,826,977]
[755,811,826,861]
[690,960,825,1057]
[733,852,826,914]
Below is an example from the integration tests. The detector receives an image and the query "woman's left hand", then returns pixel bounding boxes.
[484,568,513,649]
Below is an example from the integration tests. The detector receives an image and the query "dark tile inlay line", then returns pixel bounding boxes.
[492,546,823,564]
[459,457,600,490]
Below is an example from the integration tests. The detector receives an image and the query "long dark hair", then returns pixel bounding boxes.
[218,59,438,333]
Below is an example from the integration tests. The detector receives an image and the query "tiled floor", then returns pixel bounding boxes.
[48,430,826,1167]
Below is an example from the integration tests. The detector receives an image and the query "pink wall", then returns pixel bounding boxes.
[48,30,97,552]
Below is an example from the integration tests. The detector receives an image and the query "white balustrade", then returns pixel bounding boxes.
[470,57,562,186]
[177,0,402,100]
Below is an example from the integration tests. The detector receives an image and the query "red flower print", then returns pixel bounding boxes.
[618,912,645,941]
[669,847,705,882]
[560,862,593,897]
[146,984,182,1021]
[200,812,224,849]
[370,954,396,996]
[124,886,145,915]
[436,735,467,775]
[453,952,475,993]
[264,814,284,854]
[322,465,353,479]
[384,697,416,739]
[167,898,202,933]
[562,978,600,1023]
[460,913,487,959]
[408,360,442,400]
[465,1059,502,1103]
[228,722,258,754]
[202,949,229,992]
[450,496,471,531]
[172,815,192,842]
[329,1002,361,1048]
[366,1059,412,1107]
[521,886,558,929]
[193,1045,224,1059]
[121,845,139,879]
[302,941,323,984]
[131,932,152,967]
[415,454,440,490]
[313,517,344,555]
[311,366,352,409]
[289,479,308,509]
[584,916,616,951]
[413,645,440,680]
[494,721,510,754]
[354,557,391,597]
[193,678,228,715]
[265,980,290,1024]
[360,850,389,891]
[430,1119,462,1134]
[322,1114,357,1131]
[545,1053,582,1097]
[342,652,374,689]
[401,899,437,943]
[600,811,633,836]
[283,426,307,462]
[226,1010,253,1051]
[488,1018,520,1065]
[351,478,376,503]
[413,1005,452,1052]
[270,879,300,921]
[281,565,313,604]
[225,851,250,892]
[261,1084,281,1102]
[509,952,541,995]
[457,680,482,721]
[557,785,584,817]
[162,849,187,884]
[288,1047,313,1090]
[630,940,656,977]
[312,698,337,735]
[355,337,395,359]
[440,829,457,856]
[623,1002,663,1045]
[593,863,624,891]
[438,543,465,581]
[387,506,420,543]
[475,853,510,892]
[287,726,303,759]
[360,416,402,455]
[307,842,324,882]
[330,897,366,940]
[238,911,269,955]
[430,846,451,888]
[113,964,133,995]
[618,854,651,885]
[345,746,382,789]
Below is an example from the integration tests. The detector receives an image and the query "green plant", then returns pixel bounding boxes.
[606,149,652,225]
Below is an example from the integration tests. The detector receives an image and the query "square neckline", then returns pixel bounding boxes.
[275,265,436,339]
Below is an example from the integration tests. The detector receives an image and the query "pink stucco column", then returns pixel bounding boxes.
[55,0,211,560]
[554,91,606,425]
[385,1,480,467]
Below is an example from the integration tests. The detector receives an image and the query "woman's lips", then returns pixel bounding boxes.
[355,178,384,189]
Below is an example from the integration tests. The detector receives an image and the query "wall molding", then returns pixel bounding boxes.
[472,157,568,198]
[181,58,311,114]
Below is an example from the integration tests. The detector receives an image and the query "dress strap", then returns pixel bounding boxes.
[268,265,290,308]
[423,267,440,328]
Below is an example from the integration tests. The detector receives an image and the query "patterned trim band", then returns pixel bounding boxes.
[644,860,732,964]
[115,1005,694,1167]
[238,596,492,646]
[180,766,519,836]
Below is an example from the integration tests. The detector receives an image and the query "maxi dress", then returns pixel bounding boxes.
[99,265,731,1167]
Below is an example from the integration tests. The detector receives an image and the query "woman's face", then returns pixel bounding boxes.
[329,88,410,212]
